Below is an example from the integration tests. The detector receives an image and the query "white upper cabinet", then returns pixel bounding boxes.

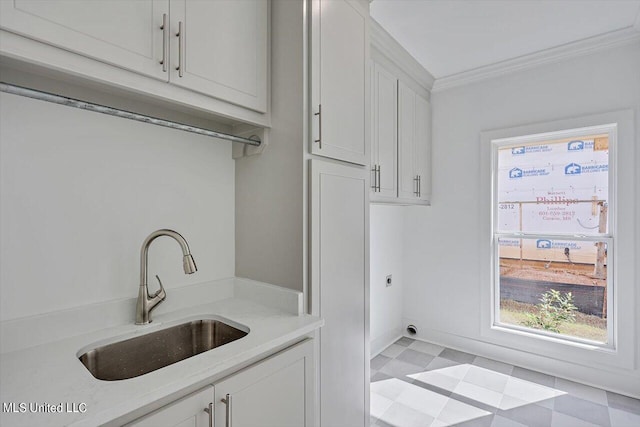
[310,0,369,165]
[0,0,269,123]
[371,62,398,199]
[0,0,169,81]
[398,80,431,203]
[369,19,433,205]
[414,92,432,202]
[169,0,268,112]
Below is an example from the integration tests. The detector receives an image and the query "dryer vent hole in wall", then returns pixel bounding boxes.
[406,324,417,335]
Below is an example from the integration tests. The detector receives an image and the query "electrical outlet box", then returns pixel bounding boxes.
[386,274,392,287]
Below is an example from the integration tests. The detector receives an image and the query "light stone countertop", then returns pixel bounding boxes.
[0,278,323,427]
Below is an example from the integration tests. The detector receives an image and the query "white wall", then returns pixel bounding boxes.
[403,41,640,396]
[370,204,405,356]
[0,90,235,321]
[235,0,304,293]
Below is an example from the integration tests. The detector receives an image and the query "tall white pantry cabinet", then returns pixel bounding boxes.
[309,0,370,426]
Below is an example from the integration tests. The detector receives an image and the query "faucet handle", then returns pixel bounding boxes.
[152,274,167,300]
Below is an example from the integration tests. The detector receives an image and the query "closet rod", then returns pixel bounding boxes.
[0,82,262,146]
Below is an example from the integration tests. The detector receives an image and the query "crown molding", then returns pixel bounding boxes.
[432,26,640,93]
[370,18,435,91]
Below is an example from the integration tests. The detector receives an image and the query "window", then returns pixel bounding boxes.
[492,125,614,346]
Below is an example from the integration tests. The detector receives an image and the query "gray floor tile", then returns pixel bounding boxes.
[553,394,611,427]
[439,348,476,364]
[396,336,416,347]
[491,414,527,427]
[382,343,408,358]
[408,340,445,357]
[449,392,500,414]
[606,390,640,415]
[372,354,393,370]
[608,406,640,426]
[371,339,635,427]
[372,371,393,383]
[373,418,395,427]
[472,357,514,376]
[410,378,454,398]
[555,378,608,406]
[397,348,435,368]
[380,358,424,379]
[425,356,461,372]
[551,410,601,427]
[499,403,553,427]
[511,366,556,387]
[454,413,494,427]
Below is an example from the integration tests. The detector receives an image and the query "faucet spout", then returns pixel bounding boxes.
[136,229,197,325]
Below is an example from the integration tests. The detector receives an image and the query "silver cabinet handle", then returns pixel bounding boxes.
[221,394,232,427]
[176,21,184,77]
[377,165,381,192]
[414,175,419,196]
[371,165,378,191]
[204,403,213,427]
[159,14,168,72]
[418,175,421,197]
[314,104,322,149]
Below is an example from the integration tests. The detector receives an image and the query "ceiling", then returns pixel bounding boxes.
[370,0,640,79]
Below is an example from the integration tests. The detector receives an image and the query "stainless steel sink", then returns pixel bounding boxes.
[79,319,248,381]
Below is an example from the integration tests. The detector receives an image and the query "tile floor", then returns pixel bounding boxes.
[370,337,640,427]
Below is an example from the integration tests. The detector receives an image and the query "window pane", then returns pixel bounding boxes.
[497,136,609,235]
[498,237,608,343]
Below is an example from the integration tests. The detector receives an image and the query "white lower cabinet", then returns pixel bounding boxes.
[310,159,369,427]
[128,387,213,427]
[128,339,314,427]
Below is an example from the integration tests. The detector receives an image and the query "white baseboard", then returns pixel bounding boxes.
[370,327,403,358]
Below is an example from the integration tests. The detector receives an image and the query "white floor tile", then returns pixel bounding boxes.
[430,363,471,379]
[463,365,510,393]
[371,377,416,401]
[410,371,460,392]
[436,399,492,425]
[454,381,504,408]
[370,392,395,419]
[503,376,565,405]
[396,384,450,418]
[498,394,529,411]
[378,402,434,427]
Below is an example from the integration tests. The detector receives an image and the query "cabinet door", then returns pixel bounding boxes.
[310,159,369,427]
[213,340,314,427]
[169,0,268,113]
[397,80,418,199]
[310,0,369,165]
[371,62,398,198]
[415,94,432,202]
[0,0,169,81]
[128,386,213,427]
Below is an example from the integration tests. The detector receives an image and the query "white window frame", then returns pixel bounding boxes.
[479,110,635,371]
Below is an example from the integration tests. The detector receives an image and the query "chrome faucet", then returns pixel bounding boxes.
[136,229,197,325]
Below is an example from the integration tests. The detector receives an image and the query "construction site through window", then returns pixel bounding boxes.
[495,131,611,344]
